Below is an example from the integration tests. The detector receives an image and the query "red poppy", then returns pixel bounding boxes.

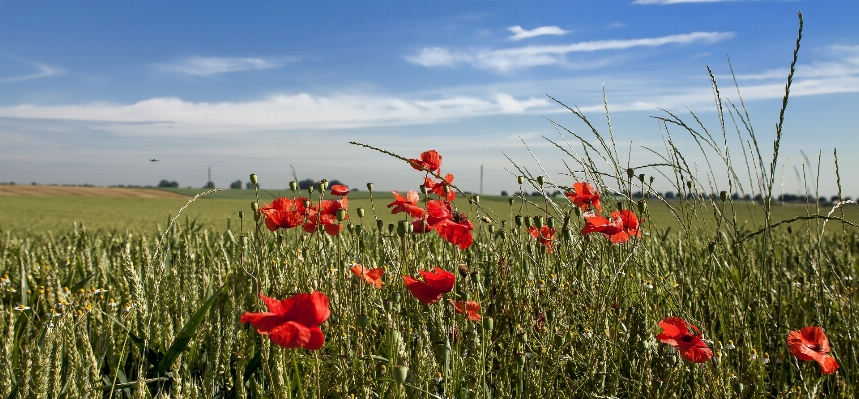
[402,267,455,304]
[657,317,713,363]
[427,200,473,250]
[565,182,602,212]
[787,326,839,374]
[240,291,330,350]
[528,225,556,253]
[449,300,481,321]
[304,197,348,236]
[330,185,350,196]
[259,197,308,231]
[424,174,456,201]
[351,264,384,289]
[387,190,426,218]
[581,209,641,244]
[409,149,442,173]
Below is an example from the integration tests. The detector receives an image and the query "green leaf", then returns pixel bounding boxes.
[69,273,95,292]
[243,351,262,381]
[155,283,225,373]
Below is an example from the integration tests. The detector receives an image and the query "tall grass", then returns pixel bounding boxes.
[2,11,857,399]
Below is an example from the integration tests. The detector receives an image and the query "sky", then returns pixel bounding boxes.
[1,0,857,199]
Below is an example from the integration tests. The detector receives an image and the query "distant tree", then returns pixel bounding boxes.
[329,179,344,187]
[744,194,752,201]
[157,179,179,188]
[664,191,675,199]
[246,182,254,189]
[731,193,740,200]
[230,180,243,189]
[844,196,853,201]
[550,190,561,197]
[204,181,215,189]
[831,195,841,203]
[531,191,541,197]
[501,190,509,196]
[297,179,316,189]
[632,191,643,199]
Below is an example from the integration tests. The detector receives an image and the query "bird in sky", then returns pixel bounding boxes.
[150,159,159,162]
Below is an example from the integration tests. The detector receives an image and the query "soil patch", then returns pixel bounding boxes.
[0,185,189,199]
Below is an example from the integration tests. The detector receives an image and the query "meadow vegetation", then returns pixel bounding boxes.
[1,12,857,398]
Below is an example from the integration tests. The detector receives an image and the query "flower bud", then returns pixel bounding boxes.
[483,316,494,331]
[303,199,311,209]
[574,207,582,217]
[514,215,523,227]
[516,353,526,366]
[383,300,393,313]
[307,185,314,195]
[546,217,555,229]
[563,228,573,241]
[686,181,693,189]
[357,207,365,218]
[533,216,543,228]
[357,314,369,328]
[317,179,328,192]
[637,200,647,214]
[391,292,401,305]
[708,241,716,253]
[523,216,532,227]
[336,209,347,222]
[649,176,655,184]
[517,332,528,343]
[518,176,525,185]
[537,176,545,186]
[355,224,363,234]
[616,202,623,210]
[289,181,297,192]
[249,173,258,185]
[366,182,374,192]
[472,195,480,204]
[638,173,645,183]
[393,365,409,384]
[376,219,384,229]
[627,168,635,179]
[508,197,515,205]
[301,247,309,260]
[397,220,408,237]
[238,210,244,219]
[387,223,395,234]
[251,202,259,212]
[720,190,728,202]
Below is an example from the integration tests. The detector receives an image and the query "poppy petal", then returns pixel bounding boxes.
[420,268,455,293]
[283,291,331,327]
[268,321,311,349]
[403,275,444,304]
[657,317,687,345]
[304,326,326,350]
[819,355,840,374]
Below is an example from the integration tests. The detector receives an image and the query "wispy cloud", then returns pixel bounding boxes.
[507,25,570,41]
[606,22,629,29]
[152,56,296,76]
[0,56,66,83]
[632,0,737,4]
[407,31,734,72]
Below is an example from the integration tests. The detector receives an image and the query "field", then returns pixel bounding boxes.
[2,19,858,399]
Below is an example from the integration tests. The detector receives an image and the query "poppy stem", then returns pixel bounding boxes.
[291,350,304,398]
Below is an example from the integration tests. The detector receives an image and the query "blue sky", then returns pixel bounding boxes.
[1,0,857,198]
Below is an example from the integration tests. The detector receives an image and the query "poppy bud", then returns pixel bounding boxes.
[523,216,532,228]
[546,217,555,229]
[407,222,414,234]
[708,241,715,253]
[533,216,543,228]
[686,181,693,189]
[554,334,565,346]
[546,310,555,323]
[563,228,573,241]
[249,173,258,185]
[357,314,369,328]
[720,190,728,202]
[337,209,347,222]
[638,173,645,183]
[508,197,515,205]
[393,365,409,384]
[387,223,395,234]
[285,182,296,193]
[514,215,523,227]
[574,207,582,217]
[303,199,311,209]
[251,202,259,212]
[627,168,635,179]
[483,316,494,331]
[390,292,401,305]
[517,333,528,343]
[301,247,309,259]
[238,210,244,219]
[355,224,363,234]
[357,207,365,218]
[383,299,393,313]
[516,353,526,366]
[489,225,495,234]
[637,200,647,214]
[518,176,525,185]
[616,202,623,210]
[472,195,480,204]
[346,224,353,233]
[649,176,655,184]
[376,219,384,229]
[307,185,314,195]
[319,179,328,191]
[537,176,545,186]
[366,182,373,192]
[443,185,451,195]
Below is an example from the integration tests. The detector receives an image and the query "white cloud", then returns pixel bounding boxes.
[407,31,735,72]
[0,56,66,83]
[153,56,294,76]
[606,22,629,29]
[0,92,554,136]
[507,25,570,41]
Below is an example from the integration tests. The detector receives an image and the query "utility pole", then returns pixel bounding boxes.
[208,166,212,183]
[480,164,484,195]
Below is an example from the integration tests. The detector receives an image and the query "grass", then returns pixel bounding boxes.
[1,12,857,398]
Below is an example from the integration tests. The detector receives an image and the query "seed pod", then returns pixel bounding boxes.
[518,176,525,184]
[627,168,635,179]
[516,353,526,366]
[720,190,728,202]
[355,224,363,234]
[249,173,258,185]
[472,195,480,204]
[637,200,647,214]
[508,197,515,205]
[533,216,543,228]
[238,210,244,219]
[537,176,545,186]
[307,185,314,195]
[336,209,347,222]
[638,173,645,183]
[289,181,298,191]
[391,292,402,305]
[303,199,311,209]
[574,207,582,217]
[319,179,328,191]
[376,219,384,229]
[393,365,409,384]
[387,223,395,234]
[483,316,494,331]
[523,216,532,228]
[514,215,523,227]
[251,202,259,212]
[357,207,365,218]
[563,228,573,241]
[649,176,655,184]
[357,314,369,328]
[366,182,374,192]
[546,217,555,229]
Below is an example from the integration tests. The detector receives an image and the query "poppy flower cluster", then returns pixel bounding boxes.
[564,182,642,244]
[241,291,331,350]
[258,185,349,236]
[657,316,714,363]
[387,150,474,250]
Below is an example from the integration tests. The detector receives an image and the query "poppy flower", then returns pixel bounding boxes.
[656,316,713,363]
[581,209,641,244]
[411,218,433,234]
[240,291,330,350]
[387,190,426,218]
[402,267,455,304]
[427,200,474,250]
[528,225,556,253]
[787,326,839,374]
[330,185,350,196]
[259,197,308,231]
[449,299,481,321]
[409,149,442,173]
[424,174,456,201]
[565,182,602,212]
[304,197,348,235]
[351,264,384,289]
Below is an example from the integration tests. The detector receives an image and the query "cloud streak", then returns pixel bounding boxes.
[0,56,66,83]
[407,31,735,72]
[153,56,295,76]
[632,0,737,4]
[507,25,570,41]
